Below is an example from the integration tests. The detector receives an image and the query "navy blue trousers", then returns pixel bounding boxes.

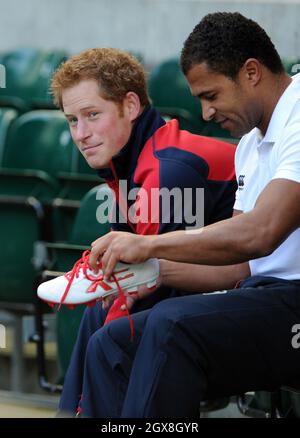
[59,276,300,417]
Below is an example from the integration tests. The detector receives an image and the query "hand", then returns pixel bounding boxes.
[90,231,154,278]
[102,274,162,311]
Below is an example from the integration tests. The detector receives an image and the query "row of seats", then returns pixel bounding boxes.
[0,182,111,389]
[0,109,99,200]
[0,109,103,305]
[0,48,112,391]
[1,47,299,132]
[0,47,111,384]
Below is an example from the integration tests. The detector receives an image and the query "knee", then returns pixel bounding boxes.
[145,298,180,334]
[86,326,106,352]
[85,321,134,375]
[81,302,107,328]
[85,317,132,359]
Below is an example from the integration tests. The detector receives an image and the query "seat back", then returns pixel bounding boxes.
[282,58,300,76]
[0,110,76,200]
[0,48,68,111]
[0,202,41,303]
[70,184,112,244]
[55,148,102,202]
[148,57,233,138]
[3,110,75,175]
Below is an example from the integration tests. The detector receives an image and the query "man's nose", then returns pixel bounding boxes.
[74,120,92,143]
[201,101,216,122]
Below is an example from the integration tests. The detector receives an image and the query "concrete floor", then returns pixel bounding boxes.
[0,390,59,418]
[0,403,56,418]
[0,390,246,418]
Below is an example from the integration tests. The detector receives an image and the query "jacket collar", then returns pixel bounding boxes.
[97,105,165,181]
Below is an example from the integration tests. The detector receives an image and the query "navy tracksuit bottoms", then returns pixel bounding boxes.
[59,276,300,418]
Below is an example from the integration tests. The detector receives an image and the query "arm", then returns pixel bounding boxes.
[107,261,250,312]
[159,209,250,292]
[150,178,300,264]
[159,260,250,292]
[90,178,300,276]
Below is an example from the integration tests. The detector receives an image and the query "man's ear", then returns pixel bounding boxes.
[243,58,262,86]
[124,92,142,121]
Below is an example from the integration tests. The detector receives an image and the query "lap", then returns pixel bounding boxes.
[140,276,300,393]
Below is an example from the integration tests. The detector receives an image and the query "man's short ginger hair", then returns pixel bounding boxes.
[51,47,150,109]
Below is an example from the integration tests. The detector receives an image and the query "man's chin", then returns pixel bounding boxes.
[91,164,110,170]
[226,126,246,139]
[84,159,110,170]
[230,131,243,139]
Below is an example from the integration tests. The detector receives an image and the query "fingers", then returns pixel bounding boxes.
[90,243,104,272]
[90,233,114,271]
[102,292,138,312]
[101,292,118,310]
[102,249,120,279]
[136,283,158,299]
[90,231,150,276]
[102,297,111,310]
[120,293,139,311]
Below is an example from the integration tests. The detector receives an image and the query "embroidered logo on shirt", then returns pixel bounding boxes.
[238,175,245,190]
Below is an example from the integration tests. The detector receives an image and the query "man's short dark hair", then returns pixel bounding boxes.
[180,12,284,79]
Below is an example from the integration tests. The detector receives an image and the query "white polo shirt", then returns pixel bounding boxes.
[234,73,300,279]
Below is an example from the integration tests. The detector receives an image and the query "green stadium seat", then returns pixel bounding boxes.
[51,147,103,242]
[0,48,68,112]
[0,109,74,390]
[0,193,54,392]
[0,110,76,203]
[0,110,77,300]
[0,108,103,242]
[237,385,300,418]
[55,148,101,202]
[148,57,234,139]
[0,198,46,303]
[0,108,102,244]
[282,58,300,76]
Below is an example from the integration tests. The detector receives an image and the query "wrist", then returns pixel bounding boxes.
[157,259,167,286]
[145,235,159,259]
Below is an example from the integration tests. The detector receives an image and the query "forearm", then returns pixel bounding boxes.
[149,179,300,266]
[148,210,267,265]
[160,260,251,292]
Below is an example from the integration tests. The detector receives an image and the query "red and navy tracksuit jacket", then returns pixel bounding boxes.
[97,105,237,318]
[98,105,236,235]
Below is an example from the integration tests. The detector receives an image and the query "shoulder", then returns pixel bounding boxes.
[152,120,236,181]
[154,119,235,154]
[235,128,258,168]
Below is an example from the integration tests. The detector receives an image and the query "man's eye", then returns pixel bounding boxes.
[206,95,216,101]
[68,118,77,126]
[89,112,99,119]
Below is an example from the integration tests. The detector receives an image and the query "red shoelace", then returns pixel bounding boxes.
[59,249,134,339]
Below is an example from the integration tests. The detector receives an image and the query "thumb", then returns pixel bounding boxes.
[120,293,139,312]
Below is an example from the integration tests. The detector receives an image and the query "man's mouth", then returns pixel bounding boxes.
[82,143,102,152]
[217,118,228,125]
